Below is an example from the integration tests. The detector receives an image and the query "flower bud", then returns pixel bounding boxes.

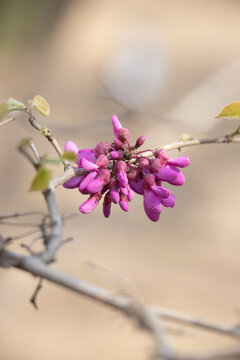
[135,135,146,148]
[117,128,130,143]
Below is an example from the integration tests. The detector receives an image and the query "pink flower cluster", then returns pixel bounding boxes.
[63,116,190,221]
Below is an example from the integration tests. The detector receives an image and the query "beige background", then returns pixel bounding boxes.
[1,1,240,359]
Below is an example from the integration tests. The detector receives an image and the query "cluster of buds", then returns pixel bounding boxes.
[63,116,190,221]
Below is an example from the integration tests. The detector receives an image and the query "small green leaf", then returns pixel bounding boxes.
[0,102,10,121]
[180,133,194,142]
[8,97,26,111]
[19,137,32,150]
[61,151,77,162]
[216,102,240,119]
[29,95,50,117]
[30,167,52,191]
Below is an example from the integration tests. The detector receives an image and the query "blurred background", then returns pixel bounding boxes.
[1,0,240,359]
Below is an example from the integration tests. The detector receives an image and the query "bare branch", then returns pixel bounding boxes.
[0,117,15,127]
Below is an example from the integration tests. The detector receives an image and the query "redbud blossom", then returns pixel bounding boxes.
[63,116,190,221]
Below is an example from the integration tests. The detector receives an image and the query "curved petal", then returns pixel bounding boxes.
[112,115,122,137]
[103,193,111,218]
[167,156,190,168]
[127,186,134,201]
[155,165,179,182]
[168,172,185,186]
[79,197,99,214]
[77,148,96,166]
[79,171,97,192]
[151,186,170,199]
[119,196,129,212]
[63,176,83,189]
[64,141,79,154]
[81,157,99,171]
[161,194,175,208]
[87,178,104,193]
[129,180,144,195]
[143,189,162,221]
[117,171,128,187]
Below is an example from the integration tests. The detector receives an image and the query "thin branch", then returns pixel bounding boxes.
[30,277,43,309]
[28,115,68,166]
[0,249,239,340]
[0,117,15,127]
[29,140,41,163]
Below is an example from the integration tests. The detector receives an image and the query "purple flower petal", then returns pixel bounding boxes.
[155,165,179,182]
[79,197,99,214]
[127,186,134,201]
[63,176,83,189]
[87,178,104,193]
[77,148,96,166]
[64,141,79,154]
[119,196,129,212]
[120,186,128,196]
[81,158,99,171]
[151,186,170,199]
[112,115,122,137]
[143,189,162,222]
[129,180,144,195]
[168,171,185,186]
[117,171,128,187]
[79,171,97,192]
[161,194,175,208]
[109,178,120,203]
[103,193,111,218]
[167,156,190,168]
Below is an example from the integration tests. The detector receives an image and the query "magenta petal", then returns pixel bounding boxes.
[120,186,128,195]
[109,178,120,203]
[112,115,122,137]
[168,171,185,186]
[167,156,190,168]
[110,189,119,203]
[77,148,96,166]
[155,165,179,181]
[119,196,129,212]
[64,141,79,154]
[127,186,134,201]
[143,189,162,221]
[81,158,99,171]
[63,176,83,189]
[151,186,170,199]
[87,178,104,193]
[79,171,97,192]
[79,197,98,214]
[129,180,144,195]
[117,171,128,187]
[103,193,111,218]
[161,194,175,208]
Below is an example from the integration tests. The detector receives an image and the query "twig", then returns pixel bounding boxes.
[0,117,15,127]
[29,140,41,164]
[30,277,43,309]
[28,115,68,166]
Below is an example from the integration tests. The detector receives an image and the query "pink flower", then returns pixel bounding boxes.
[63,116,190,221]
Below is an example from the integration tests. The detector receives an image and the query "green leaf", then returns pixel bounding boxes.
[19,137,32,150]
[180,133,194,142]
[61,151,77,162]
[8,97,26,111]
[30,167,52,191]
[216,102,240,119]
[29,95,50,117]
[0,102,10,121]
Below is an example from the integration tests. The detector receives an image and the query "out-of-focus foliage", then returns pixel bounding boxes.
[217,102,240,119]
